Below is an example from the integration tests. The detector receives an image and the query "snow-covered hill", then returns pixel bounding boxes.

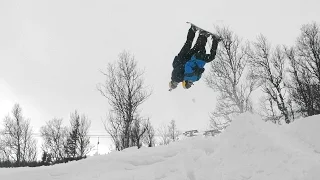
[1,113,320,180]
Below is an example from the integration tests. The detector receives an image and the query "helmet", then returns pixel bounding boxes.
[182,80,193,89]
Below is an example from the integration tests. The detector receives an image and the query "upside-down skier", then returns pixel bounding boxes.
[169,23,222,91]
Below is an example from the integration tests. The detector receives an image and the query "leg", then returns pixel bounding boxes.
[171,26,197,85]
[190,34,207,54]
[172,27,196,68]
[210,38,219,54]
[171,64,185,83]
[202,37,220,63]
[177,27,196,59]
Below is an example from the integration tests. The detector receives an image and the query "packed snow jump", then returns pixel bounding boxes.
[169,22,222,91]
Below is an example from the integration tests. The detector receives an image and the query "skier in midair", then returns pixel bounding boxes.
[169,23,222,90]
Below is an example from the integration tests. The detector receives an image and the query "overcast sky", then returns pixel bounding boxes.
[0,0,319,153]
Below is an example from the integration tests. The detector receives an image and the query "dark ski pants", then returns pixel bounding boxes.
[171,27,208,83]
[173,27,207,69]
[171,26,221,83]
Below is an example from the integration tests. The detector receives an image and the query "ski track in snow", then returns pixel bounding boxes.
[1,113,320,180]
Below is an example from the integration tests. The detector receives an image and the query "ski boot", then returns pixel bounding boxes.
[199,29,212,38]
[182,80,194,89]
[190,24,199,33]
[169,81,179,91]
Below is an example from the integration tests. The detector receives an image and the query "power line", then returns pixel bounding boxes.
[3,132,113,138]
[5,129,212,139]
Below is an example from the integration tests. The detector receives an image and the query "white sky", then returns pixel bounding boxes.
[0,0,319,154]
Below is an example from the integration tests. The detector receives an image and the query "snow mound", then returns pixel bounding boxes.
[210,113,320,180]
[1,113,320,180]
[285,115,320,154]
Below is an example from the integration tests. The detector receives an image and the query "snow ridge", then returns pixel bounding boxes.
[1,113,320,180]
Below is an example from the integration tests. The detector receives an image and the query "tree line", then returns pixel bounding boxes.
[206,22,320,128]
[0,104,92,167]
[0,102,180,168]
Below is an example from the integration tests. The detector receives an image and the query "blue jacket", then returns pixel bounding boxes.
[171,49,217,83]
[183,55,206,82]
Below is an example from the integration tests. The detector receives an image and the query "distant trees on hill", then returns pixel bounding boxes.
[0,104,92,167]
[206,22,320,127]
[157,120,181,145]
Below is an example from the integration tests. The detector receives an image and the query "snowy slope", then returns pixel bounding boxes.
[1,113,320,180]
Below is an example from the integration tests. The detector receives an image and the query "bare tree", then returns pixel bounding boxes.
[78,113,92,157]
[296,22,320,83]
[0,104,37,165]
[284,22,320,117]
[40,118,68,162]
[0,139,4,160]
[168,120,180,142]
[258,96,282,124]
[98,51,151,150]
[248,35,292,123]
[142,119,156,147]
[285,47,320,116]
[65,112,79,159]
[65,110,92,158]
[0,143,6,163]
[103,111,123,151]
[205,26,257,128]
[157,120,180,145]
[157,123,171,145]
[130,117,149,148]
[0,134,11,163]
